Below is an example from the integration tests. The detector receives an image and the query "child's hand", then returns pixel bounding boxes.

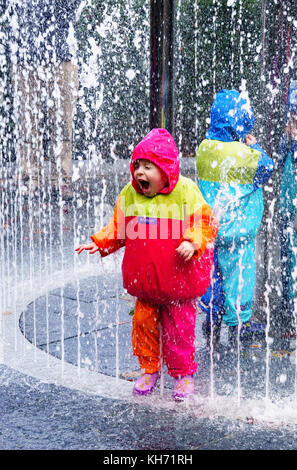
[245,134,257,146]
[75,242,99,254]
[176,241,196,261]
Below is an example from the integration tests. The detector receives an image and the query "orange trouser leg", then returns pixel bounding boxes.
[132,299,161,374]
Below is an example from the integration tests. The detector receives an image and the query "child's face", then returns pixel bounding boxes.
[133,159,168,197]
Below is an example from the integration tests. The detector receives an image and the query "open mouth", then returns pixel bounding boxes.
[138,179,150,191]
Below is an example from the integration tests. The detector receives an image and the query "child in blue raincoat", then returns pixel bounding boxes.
[196,89,274,348]
[278,81,297,336]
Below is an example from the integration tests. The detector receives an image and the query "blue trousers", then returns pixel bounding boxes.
[200,240,256,327]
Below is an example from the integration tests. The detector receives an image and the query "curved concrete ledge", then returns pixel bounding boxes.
[0,261,135,400]
[2,260,297,426]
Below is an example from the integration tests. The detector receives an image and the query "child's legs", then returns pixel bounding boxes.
[161,300,197,378]
[219,239,256,326]
[200,247,225,324]
[132,299,161,374]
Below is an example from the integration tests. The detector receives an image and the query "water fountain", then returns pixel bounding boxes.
[1,0,297,433]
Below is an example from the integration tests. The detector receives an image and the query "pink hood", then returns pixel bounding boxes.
[130,128,179,195]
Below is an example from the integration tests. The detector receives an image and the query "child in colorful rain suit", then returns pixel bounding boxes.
[277,80,297,336]
[195,89,274,348]
[76,128,218,400]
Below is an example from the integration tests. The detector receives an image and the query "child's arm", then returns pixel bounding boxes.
[75,196,125,257]
[178,204,218,261]
[245,135,274,190]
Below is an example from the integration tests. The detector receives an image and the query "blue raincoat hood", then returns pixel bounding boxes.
[206,89,255,142]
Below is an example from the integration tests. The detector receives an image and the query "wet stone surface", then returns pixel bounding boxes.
[20,273,297,402]
[0,273,296,451]
[1,363,297,451]
[2,173,297,451]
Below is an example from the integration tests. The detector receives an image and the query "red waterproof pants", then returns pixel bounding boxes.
[132,298,198,378]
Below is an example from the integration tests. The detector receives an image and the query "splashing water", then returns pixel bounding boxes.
[0,0,297,432]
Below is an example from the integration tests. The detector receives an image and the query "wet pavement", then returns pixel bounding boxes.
[1,268,297,455]
[1,161,297,455]
[3,362,297,454]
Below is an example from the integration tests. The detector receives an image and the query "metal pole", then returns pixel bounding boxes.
[150,0,175,135]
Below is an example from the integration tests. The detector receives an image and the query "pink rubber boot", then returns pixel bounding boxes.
[133,372,160,396]
[172,375,195,401]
